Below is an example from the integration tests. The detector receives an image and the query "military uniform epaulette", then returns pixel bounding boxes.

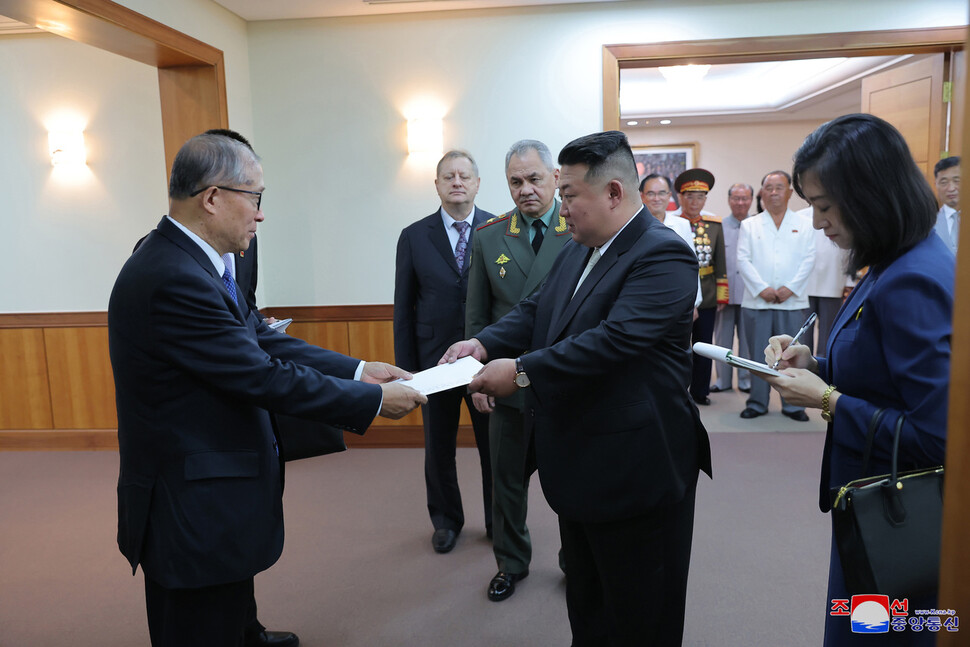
[701,215,722,224]
[477,213,512,231]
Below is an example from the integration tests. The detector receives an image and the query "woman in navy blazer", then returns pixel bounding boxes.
[765,114,954,647]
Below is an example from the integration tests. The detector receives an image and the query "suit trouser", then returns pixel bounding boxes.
[807,295,842,358]
[423,385,492,532]
[689,307,717,400]
[559,477,698,647]
[489,402,536,574]
[741,307,809,414]
[145,575,253,647]
[713,303,750,390]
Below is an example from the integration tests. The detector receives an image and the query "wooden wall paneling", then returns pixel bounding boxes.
[347,320,422,428]
[44,327,117,429]
[285,321,352,356]
[0,329,53,429]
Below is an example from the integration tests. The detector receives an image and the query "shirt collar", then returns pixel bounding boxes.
[166,215,225,276]
[440,205,477,229]
[521,201,559,229]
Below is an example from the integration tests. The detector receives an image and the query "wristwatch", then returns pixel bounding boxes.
[821,384,837,422]
[514,357,530,388]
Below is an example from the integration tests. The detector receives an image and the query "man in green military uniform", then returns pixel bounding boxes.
[465,140,570,602]
[674,168,728,406]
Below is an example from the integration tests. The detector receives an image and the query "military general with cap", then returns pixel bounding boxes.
[675,168,728,406]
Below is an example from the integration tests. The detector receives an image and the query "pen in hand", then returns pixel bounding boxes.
[772,311,817,370]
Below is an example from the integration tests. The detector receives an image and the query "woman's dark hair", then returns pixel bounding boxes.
[792,113,937,273]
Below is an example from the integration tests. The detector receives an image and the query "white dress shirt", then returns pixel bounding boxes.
[737,209,816,310]
[658,213,703,308]
[797,208,851,298]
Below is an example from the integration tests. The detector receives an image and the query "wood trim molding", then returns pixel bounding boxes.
[0,0,223,67]
[603,26,968,130]
[0,306,395,329]
[261,304,394,322]
[0,312,108,329]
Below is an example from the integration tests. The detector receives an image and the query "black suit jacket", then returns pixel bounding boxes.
[393,208,494,372]
[475,210,712,523]
[110,217,382,589]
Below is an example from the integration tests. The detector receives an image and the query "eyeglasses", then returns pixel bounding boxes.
[642,191,670,199]
[190,185,262,210]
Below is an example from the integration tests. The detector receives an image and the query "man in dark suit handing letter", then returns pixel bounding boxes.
[394,150,495,554]
[109,132,425,647]
[442,131,712,646]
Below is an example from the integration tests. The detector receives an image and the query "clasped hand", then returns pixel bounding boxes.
[762,335,827,409]
[361,361,428,419]
[439,339,519,401]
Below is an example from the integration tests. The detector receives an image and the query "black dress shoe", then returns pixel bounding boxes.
[245,630,299,647]
[740,407,766,419]
[487,570,529,602]
[783,410,810,422]
[432,528,458,553]
[692,395,711,406]
[709,385,728,393]
[739,386,751,393]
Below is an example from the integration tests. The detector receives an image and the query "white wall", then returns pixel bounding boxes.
[0,33,166,312]
[1,0,966,311]
[627,120,829,215]
[0,0,252,313]
[248,0,968,307]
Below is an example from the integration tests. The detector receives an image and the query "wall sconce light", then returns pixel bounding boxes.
[48,130,87,166]
[407,117,443,155]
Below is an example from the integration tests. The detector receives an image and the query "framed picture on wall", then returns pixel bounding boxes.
[631,144,698,184]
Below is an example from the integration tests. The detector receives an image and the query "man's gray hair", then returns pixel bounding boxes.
[436,150,479,178]
[728,183,755,199]
[169,133,260,200]
[505,140,555,173]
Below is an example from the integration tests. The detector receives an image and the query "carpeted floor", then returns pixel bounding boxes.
[0,388,832,646]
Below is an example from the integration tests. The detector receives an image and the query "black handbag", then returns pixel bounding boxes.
[274,413,348,461]
[831,410,944,599]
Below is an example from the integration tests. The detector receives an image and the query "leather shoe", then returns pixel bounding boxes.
[709,385,727,393]
[432,528,458,553]
[783,410,810,422]
[487,570,529,602]
[692,395,711,405]
[245,630,299,647]
[740,407,766,419]
[739,386,751,393]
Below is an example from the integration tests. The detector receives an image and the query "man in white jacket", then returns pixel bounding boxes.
[737,171,815,421]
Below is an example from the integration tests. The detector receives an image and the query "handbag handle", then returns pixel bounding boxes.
[860,408,887,477]
[888,413,905,484]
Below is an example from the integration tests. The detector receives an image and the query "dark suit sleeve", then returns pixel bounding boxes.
[149,271,381,431]
[465,230,492,338]
[523,240,696,400]
[831,269,950,467]
[393,227,419,372]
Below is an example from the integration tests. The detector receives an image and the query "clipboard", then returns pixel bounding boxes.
[692,342,781,378]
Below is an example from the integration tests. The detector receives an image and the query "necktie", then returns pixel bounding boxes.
[221,252,237,303]
[453,221,470,269]
[572,248,601,297]
[531,219,545,255]
[952,210,960,245]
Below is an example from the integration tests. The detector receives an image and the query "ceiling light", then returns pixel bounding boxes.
[658,64,711,83]
[660,119,671,125]
[626,120,638,126]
